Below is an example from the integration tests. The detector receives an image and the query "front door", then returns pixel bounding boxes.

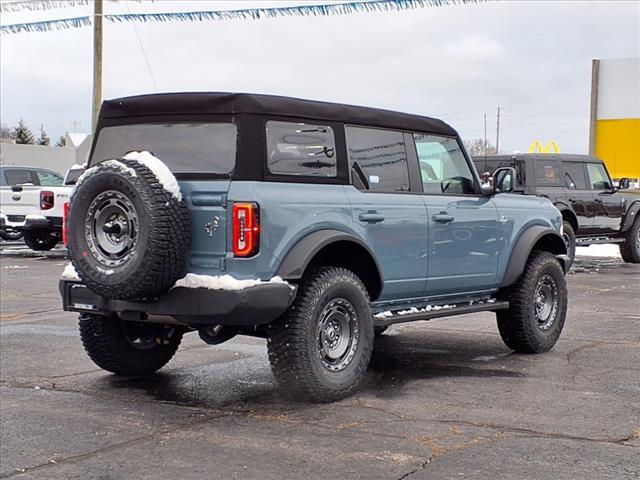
[586,162,624,232]
[412,133,499,296]
[563,161,595,230]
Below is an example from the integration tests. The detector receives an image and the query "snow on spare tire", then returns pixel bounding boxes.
[68,151,190,300]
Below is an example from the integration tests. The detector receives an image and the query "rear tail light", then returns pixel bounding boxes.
[62,202,70,245]
[40,190,54,210]
[232,202,260,257]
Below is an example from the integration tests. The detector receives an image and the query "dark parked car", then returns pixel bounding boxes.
[61,93,570,402]
[473,154,640,267]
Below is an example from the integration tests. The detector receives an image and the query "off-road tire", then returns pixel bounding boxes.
[0,230,23,241]
[562,221,576,270]
[78,313,182,376]
[68,158,189,299]
[619,217,640,263]
[267,267,374,402]
[496,251,567,353]
[23,230,58,251]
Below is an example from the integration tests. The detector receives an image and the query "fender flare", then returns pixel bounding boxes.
[277,229,383,282]
[500,226,567,288]
[554,202,578,230]
[621,201,640,232]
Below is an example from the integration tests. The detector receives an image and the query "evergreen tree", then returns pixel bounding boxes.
[11,119,35,145]
[55,135,66,147]
[36,126,51,146]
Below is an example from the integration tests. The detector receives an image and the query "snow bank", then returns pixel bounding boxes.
[61,262,80,281]
[174,273,290,291]
[576,244,621,258]
[123,151,182,201]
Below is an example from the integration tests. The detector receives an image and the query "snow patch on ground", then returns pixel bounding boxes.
[123,151,182,201]
[576,244,621,258]
[61,263,80,281]
[174,273,290,291]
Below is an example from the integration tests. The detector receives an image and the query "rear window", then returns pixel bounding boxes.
[534,158,562,186]
[90,123,237,173]
[4,169,35,186]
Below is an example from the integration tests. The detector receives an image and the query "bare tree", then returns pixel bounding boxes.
[463,138,497,156]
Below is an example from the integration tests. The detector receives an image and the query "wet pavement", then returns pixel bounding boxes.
[1,241,639,479]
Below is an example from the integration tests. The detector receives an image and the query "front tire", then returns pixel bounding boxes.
[620,218,640,263]
[496,251,567,353]
[267,267,374,402]
[78,313,182,376]
[23,230,58,251]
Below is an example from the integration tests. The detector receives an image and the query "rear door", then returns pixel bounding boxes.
[344,126,428,301]
[413,134,500,296]
[563,161,595,230]
[586,162,624,232]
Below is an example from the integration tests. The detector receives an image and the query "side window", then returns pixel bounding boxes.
[266,121,336,177]
[346,126,410,192]
[586,163,612,190]
[534,159,562,186]
[563,162,587,190]
[414,134,476,194]
[4,169,36,186]
[37,171,63,186]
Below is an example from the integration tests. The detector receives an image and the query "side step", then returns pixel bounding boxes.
[373,301,509,327]
[576,237,624,245]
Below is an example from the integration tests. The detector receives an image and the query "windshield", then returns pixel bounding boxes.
[90,123,237,173]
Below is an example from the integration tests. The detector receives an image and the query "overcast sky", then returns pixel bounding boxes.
[1,0,638,153]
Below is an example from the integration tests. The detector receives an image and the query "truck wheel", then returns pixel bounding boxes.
[496,251,567,353]
[68,158,189,299]
[78,313,182,376]
[267,267,374,402]
[23,230,58,251]
[619,218,640,263]
[0,230,23,241]
[562,221,576,270]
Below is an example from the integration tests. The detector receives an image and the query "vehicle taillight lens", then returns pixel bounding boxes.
[40,190,54,210]
[232,202,260,257]
[62,202,70,245]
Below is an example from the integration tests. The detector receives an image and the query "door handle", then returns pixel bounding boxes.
[359,211,385,223]
[432,213,454,223]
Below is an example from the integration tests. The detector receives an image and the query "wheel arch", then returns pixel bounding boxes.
[500,226,568,288]
[555,203,578,232]
[276,229,383,301]
[621,201,640,232]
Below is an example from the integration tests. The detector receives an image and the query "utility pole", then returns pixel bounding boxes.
[483,113,487,156]
[92,0,103,134]
[495,106,500,154]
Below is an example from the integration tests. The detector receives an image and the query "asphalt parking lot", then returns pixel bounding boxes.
[1,240,638,479]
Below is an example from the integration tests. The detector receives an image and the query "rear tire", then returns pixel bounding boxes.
[23,230,58,251]
[0,230,23,241]
[496,251,567,353]
[620,218,640,263]
[267,267,374,402]
[562,221,576,270]
[78,313,182,376]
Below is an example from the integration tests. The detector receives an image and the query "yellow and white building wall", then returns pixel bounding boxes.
[589,57,639,179]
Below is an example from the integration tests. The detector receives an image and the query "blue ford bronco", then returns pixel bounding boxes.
[61,93,569,402]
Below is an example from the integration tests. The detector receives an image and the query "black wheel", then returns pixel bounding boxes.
[620,218,640,263]
[496,251,567,353]
[562,221,576,270]
[374,325,389,336]
[78,313,182,376]
[0,230,23,241]
[267,266,374,402]
[68,158,190,299]
[23,230,58,251]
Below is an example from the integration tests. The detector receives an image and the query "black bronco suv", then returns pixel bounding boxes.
[473,154,640,268]
[61,93,570,402]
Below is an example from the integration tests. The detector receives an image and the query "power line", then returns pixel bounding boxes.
[126,0,158,92]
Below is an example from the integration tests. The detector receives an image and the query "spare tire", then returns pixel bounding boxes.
[68,156,189,299]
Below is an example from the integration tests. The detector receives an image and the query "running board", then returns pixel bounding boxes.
[373,301,509,327]
[576,238,624,244]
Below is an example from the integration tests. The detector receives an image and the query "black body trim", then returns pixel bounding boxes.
[60,280,296,327]
[621,201,640,232]
[501,226,568,287]
[374,301,510,327]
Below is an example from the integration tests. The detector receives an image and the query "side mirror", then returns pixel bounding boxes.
[493,167,516,194]
[618,177,630,189]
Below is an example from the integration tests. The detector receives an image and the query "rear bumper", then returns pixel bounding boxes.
[0,214,62,233]
[59,279,297,327]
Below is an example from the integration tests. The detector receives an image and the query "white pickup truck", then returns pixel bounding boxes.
[0,165,72,250]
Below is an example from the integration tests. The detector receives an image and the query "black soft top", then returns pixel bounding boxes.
[100,92,457,137]
[472,154,605,164]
